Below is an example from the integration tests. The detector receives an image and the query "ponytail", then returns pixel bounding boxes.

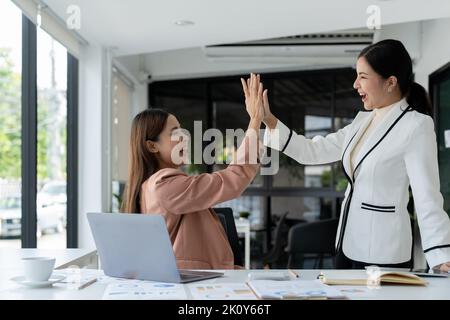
[406,82,433,116]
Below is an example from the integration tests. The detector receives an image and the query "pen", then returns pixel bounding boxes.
[78,278,97,290]
[288,269,300,278]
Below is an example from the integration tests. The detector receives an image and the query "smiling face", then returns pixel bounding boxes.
[353,57,400,111]
[147,114,189,169]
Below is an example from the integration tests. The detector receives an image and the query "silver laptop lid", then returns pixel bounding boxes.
[87,212,181,283]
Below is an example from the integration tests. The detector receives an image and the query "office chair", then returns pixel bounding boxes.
[285,218,339,269]
[261,211,290,269]
[213,207,244,267]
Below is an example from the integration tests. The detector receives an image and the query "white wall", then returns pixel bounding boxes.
[117,47,354,82]
[78,44,106,249]
[414,18,450,89]
[376,19,450,90]
[132,82,148,114]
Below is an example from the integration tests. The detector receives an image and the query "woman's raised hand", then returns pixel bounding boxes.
[241,73,277,129]
[240,73,264,123]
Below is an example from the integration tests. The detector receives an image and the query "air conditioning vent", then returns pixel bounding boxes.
[203,30,374,62]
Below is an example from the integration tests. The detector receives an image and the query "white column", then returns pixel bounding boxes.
[78,44,110,249]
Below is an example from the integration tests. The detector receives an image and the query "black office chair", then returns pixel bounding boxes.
[213,207,244,267]
[285,218,339,269]
[261,211,290,268]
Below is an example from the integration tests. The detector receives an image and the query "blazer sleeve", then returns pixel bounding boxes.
[404,116,450,268]
[153,135,260,214]
[263,119,351,165]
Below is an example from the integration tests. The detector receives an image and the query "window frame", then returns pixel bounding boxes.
[19,15,78,248]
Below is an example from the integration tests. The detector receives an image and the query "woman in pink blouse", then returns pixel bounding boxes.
[122,74,264,270]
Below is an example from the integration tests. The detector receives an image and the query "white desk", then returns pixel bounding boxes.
[1,249,450,300]
[234,218,250,269]
[0,248,98,269]
[0,249,98,300]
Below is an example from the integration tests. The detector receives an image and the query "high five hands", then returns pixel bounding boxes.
[240,73,264,123]
[241,73,277,129]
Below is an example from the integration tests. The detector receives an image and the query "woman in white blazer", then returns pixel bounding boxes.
[242,39,450,271]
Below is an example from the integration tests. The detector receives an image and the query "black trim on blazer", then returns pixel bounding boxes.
[335,131,358,251]
[336,106,412,252]
[341,131,359,179]
[361,206,395,213]
[281,129,293,153]
[361,202,395,210]
[423,244,450,253]
[352,106,412,180]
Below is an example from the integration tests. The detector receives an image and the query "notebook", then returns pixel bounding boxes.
[246,280,346,300]
[320,272,427,286]
[247,271,291,281]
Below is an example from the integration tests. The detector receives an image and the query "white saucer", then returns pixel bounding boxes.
[10,274,66,288]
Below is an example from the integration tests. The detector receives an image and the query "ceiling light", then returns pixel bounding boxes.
[174,20,195,26]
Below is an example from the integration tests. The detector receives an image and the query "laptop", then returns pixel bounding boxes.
[87,212,224,283]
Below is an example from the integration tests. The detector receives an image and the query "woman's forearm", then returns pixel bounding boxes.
[235,117,262,165]
[247,117,262,133]
[264,114,278,130]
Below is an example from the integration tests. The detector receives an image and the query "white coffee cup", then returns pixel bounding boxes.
[22,257,56,282]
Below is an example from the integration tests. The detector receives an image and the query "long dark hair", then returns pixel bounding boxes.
[358,39,432,116]
[121,108,169,213]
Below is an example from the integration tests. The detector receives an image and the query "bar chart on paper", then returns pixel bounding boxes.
[102,281,187,300]
[188,283,256,300]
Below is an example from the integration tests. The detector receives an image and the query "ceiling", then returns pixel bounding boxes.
[42,0,450,57]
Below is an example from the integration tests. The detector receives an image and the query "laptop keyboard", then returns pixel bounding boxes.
[180,273,203,280]
[179,270,222,280]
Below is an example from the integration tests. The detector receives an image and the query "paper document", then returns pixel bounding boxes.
[334,286,376,299]
[188,283,256,300]
[102,281,187,300]
[247,279,346,300]
[53,268,102,289]
[247,271,291,281]
[321,271,427,286]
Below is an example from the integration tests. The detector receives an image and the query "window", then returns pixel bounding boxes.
[271,76,334,188]
[271,197,335,222]
[36,28,68,248]
[211,80,263,187]
[0,3,78,248]
[152,81,208,175]
[430,63,450,214]
[437,77,450,213]
[0,0,22,248]
[215,196,264,228]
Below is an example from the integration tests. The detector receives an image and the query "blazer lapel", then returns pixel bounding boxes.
[352,100,410,179]
[341,112,374,179]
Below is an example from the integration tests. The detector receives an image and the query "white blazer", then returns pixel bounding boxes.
[264,98,450,268]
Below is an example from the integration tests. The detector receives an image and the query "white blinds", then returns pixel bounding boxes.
[11,0,87,57]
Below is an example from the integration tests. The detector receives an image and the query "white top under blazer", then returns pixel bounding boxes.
[264,98,450,268]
